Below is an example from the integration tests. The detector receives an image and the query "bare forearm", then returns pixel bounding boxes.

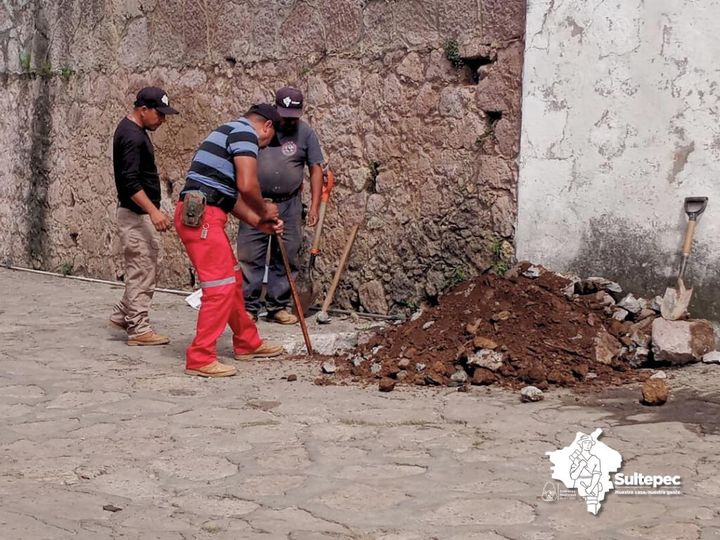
[231,198,262,227]
[309,165,323,212]
[130,190,160,215]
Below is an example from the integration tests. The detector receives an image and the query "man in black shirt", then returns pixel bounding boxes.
[110,86,178,345]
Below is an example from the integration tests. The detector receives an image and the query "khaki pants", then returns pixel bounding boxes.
[111,207,160,337]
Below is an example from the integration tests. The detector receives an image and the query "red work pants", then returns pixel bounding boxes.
[175,203,262,369]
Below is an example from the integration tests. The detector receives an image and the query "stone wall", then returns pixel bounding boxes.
[517,0,720,320]
[0,0,525,314]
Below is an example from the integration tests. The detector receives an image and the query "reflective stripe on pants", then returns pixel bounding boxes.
[175,202,262,369]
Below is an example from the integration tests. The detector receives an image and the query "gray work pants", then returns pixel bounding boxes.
[236,196,302,314]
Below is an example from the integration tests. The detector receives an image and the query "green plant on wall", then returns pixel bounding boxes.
[59,66,75,81]
[19,50,31,72]
[490,237,511,276]
[38,61,53,78]
[443,39,464,69]
[446,265,467,287]
[60,262,74,276]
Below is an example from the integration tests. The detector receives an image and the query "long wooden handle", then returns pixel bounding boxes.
[321,224,360,313]
[682,219,697,256]
[276,234,313,355]
[309,202,327,253]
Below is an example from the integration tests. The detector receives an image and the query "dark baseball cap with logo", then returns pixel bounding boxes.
[275,86,304,118]
[247,103,281,124]
[134,86,179,115]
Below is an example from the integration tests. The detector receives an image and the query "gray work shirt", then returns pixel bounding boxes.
[257,120,324,197]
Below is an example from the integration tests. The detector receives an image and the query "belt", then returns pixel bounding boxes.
[262,188,300,203]
[180,180,236,213]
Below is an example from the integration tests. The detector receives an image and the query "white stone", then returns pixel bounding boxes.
[652,319,716,365]
[618,294,642,314]
[467,349,504,371]
[520,386,544,402]
[703,351,720,364]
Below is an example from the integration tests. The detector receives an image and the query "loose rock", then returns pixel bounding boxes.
[612,308,629,321]
[652,318,716,365]
[641,379,669,406]
[322,361,337,374]
[593,327,622,365]
[703,351,720,364]
[472,336,499,350]
[579,277,623,298]
[520,386,544,402]
[450,369,469,384]
[467,349,504,371]
[650,370,667,379]
[491,311,512,322]
[471,368,497,385]
[287,374,298,382]
[378,378,396,392]
[618,294,642,314]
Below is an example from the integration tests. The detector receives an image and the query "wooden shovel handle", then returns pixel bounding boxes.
[321,223,361,313]
[276,233,314,355]
[682,219,697,256]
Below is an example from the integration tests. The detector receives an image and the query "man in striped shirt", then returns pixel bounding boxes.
[175,104,284,378]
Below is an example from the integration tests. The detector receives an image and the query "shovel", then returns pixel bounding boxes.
[276,232,313,355]
[295,165,335,315]
[660,196,708,320]
[317,222,361,324]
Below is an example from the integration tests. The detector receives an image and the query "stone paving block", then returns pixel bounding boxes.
[245,506,351,536]
[425,498,536,526]
[0,510,73,539]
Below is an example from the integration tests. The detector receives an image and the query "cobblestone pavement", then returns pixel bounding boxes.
[1,268,720,540]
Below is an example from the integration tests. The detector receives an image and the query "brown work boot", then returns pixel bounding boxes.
[234,342,284,361]
[185,360,237,378]
[267,309,298,325]
[127,331,170,346]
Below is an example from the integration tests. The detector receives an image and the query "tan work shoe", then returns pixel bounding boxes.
[127,331,170,346]
[185,360,237,378]
[234,342,284,361]
[267,309,298,325]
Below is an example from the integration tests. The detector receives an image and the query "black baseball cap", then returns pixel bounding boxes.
[134,86,179,115]
[275,86,304,118]
[247,103,281,124]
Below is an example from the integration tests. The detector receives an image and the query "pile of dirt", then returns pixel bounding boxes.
[321,263,658,390]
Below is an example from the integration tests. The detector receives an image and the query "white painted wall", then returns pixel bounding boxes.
[517,0,720,319]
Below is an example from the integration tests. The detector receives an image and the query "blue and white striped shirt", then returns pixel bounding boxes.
[186,118,259,197]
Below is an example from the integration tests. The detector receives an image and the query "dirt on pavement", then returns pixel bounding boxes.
[319,263,655,391]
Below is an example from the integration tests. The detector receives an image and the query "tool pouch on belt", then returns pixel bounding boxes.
[181,190,206,227]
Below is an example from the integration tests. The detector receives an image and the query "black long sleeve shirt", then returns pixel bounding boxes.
[112,117,161,214]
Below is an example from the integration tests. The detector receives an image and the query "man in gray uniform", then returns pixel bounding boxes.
[237,87,324,324]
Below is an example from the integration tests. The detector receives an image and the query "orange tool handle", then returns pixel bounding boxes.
[321,167,335,203]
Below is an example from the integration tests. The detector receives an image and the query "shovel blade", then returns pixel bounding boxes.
[660,280,693,320]
[292,280,318,317]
